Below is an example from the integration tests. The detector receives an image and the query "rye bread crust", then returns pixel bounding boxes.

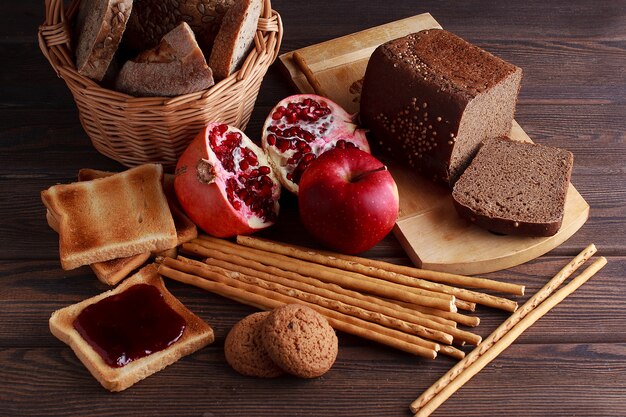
[360,29,522,187]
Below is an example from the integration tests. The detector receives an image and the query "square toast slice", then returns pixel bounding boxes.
[41,164,177,270]
[49,264,214,391]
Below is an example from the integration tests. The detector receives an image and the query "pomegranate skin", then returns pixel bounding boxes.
[262,94,370,194]
[174,123,281,238]
[298,148,399,254]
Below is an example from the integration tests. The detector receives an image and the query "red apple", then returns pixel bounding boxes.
[298,148,399,254]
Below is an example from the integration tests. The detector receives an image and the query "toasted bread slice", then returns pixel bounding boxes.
[42,164,177,270]
[47,208,150,286]
[78,169,198,248]
[49,264,214,391]
[209,0,263,80]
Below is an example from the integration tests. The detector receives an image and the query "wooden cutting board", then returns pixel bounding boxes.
[278,13,590,275]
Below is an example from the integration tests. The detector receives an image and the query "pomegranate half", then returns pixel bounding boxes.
[261,94,370,194]
[174,123,281,237]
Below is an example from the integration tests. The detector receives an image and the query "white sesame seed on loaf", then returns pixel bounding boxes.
[360,29,522,187]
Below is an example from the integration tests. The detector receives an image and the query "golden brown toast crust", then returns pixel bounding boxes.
[49,264,214,391]
[41,164,177,270]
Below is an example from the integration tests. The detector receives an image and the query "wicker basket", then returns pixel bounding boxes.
[38,0,283,168]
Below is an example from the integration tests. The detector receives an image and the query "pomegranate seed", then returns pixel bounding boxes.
[286,172,293,181]
[216,124,228,134]
[259,166,271,175]
[287,112,298,123]
[239,160,249,171]
[336,140,346,149]
[302,153,316,163]
[261,175,273,186]
[250,169,259,177]
[267,134,276,146]
[346,141,358,149]
[276,138,290,152]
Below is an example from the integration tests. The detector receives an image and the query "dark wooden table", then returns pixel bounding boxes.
[2,0,625,416]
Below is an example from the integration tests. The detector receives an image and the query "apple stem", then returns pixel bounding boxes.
[351,165,388,183]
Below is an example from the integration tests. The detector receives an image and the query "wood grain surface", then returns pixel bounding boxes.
[1,0,625,416]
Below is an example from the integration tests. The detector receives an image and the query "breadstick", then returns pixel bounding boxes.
[159,257,439,359]
[237,235,518,312]
[187,239,457,312]
[389,300,481,328]
[199,253,481,346]
[237,235,525,295]
[200,254,483,344]
[292,51,329,97]
[410,244,599,413]
[412,256,607,416]
[195,246,459,329]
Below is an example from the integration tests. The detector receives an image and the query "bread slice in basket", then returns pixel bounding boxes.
[49,264,214,391]
[116,22,215,97]
[209,0,263,80]
[41,164,177,270]
[75,0,133,81]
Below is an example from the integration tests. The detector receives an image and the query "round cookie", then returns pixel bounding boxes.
[224,312,285,378]
[262,304,338,378]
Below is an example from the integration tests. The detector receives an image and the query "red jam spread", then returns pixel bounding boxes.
[73,284,186,368]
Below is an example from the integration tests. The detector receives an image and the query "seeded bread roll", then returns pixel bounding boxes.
[123,0,235,55]
[75,0,133,81]
[360,29,523,186]
[209,0,263,80]
[116,22,215,97]
[452,136,573,236]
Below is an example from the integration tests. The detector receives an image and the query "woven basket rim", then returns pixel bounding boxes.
[38,0,283,103]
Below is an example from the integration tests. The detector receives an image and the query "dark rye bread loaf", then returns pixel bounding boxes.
[360,29,522,186]
[122,0,235,55]
[452,137,574,236]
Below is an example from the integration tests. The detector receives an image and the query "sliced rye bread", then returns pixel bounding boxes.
[116,22,215,97]
[75,0,133,81]
[452,136,574,236]
[49,264,214,391]
[209,0,263,80]
[360,29,522,187]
